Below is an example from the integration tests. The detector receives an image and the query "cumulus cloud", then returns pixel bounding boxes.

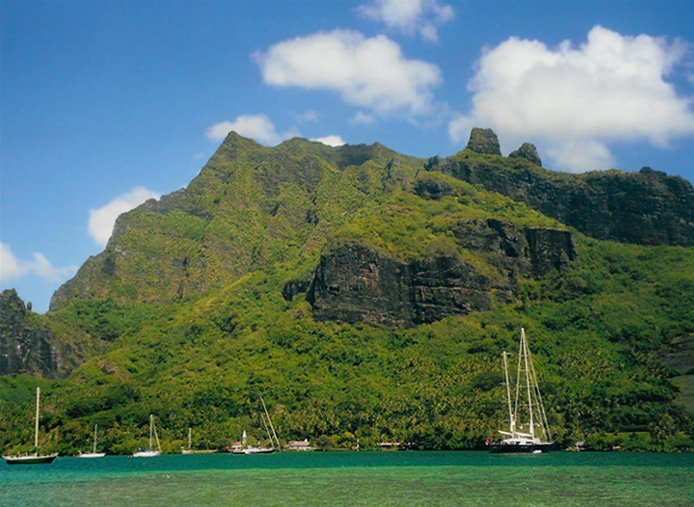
[205,114,295,146]
[88,187,160,247]
[0,243,77,283]
[255,30,441,117]
[449,26,694,171]
[311,135,346,147]
[358,0,454,42]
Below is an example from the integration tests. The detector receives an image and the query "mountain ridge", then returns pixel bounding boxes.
[1,129,692,454]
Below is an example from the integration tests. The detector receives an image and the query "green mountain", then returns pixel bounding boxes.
[1,129,693,454]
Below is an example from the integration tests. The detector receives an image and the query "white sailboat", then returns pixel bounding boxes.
[77,424,106,458]
[182,427,194,455]
[490,328,556,453]
[181,427,215,455]
[235,396,281,454]
[131,414,162,457]
[2,387,58,465]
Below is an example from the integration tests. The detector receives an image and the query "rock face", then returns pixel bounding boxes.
[413,176,455,200]
[0,290,59,376]
[466,128,501,155]
[509,143,542,167]
[307,244,491,327]
[282,279,311,301]
[451,219,576,278]
[435,157,694,246]
[49,133,422,311]
[307,223,576,327]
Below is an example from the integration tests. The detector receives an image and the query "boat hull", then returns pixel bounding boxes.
[131,450,161,458]
[489,442,556,454]
[240,447,277,455]
[3,454,58,465]
[76,453,106,458]
[182,449,216,455]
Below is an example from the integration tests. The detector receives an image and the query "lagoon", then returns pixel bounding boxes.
[1,451,692,506]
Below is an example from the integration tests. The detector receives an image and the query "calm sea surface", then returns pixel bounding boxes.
[1,451,692,506]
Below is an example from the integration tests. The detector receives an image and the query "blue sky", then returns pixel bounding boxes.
[2,0,694,313]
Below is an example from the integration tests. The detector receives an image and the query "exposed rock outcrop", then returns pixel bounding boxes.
[307,244,491,327]
[433,154,694,246]
[282,279,311,301]
[413,176,455,200]
[0,289,59,376]
[509,143,542,167]
[451,218,576,278]
[466,128,501,155]
[307,224,576,327]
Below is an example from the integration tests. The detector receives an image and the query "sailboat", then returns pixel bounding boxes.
[131,414,162,457]
[181,427,215,455]
[489,328,556,453]
[182,427,194,455]
[234,396,281,454]
[77,424,106,458]
[2,387,58,465]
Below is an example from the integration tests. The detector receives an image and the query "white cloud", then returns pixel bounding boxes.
[205,114,294,146]
[311,135,346,147]
[88,187,160,247]
[0,243,24,281]
[296,110,319,124]
[449,26,694,172]
[350,111,376,125]
[0,243,77,283]
[546,140,615,172]
[255,30,441,117]
[358,0,454,42]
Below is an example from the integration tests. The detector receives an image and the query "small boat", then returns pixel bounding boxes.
[489,328,556,454]
[182,427,193,455]
[285,439,316,452]
[234,396,281,455]
[77,424,106,458]
[3,387,58,465]
[181,427,215,455]
[131,414,162,458]
[242,446,277,455]
[232,430,273,454]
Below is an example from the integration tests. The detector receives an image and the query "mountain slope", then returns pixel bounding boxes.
[50,134,422,310]
[428,130,694,246]
[1,130,692,454]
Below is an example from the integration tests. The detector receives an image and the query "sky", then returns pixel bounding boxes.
[1,0,694,313]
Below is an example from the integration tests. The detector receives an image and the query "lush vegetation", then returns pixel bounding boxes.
[2,136,692,455]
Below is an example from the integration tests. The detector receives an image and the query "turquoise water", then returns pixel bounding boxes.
[1,451,692,506]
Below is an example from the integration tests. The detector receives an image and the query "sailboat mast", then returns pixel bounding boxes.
[34,387,40,449]
[93,424,98,454]
[527,342,552,442]
[149,414,154,449]
[188,427,192,449]
[521,328,535,438]
[502,352,515,435]
[260,396,281,450]
[153,416,162,452]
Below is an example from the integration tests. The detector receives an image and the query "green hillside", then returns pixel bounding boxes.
[1,132,693,454]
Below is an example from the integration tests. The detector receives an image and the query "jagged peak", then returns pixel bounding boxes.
[509,143,542,167]
[466,127,501,155]
[220,130,264,148]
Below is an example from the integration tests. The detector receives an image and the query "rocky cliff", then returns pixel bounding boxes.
[426,129,694,246]
[0,290,59,376]
[50,133,422,310]
[307,219,576,327]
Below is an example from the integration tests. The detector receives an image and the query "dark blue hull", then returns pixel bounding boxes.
[489,442,556,453]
